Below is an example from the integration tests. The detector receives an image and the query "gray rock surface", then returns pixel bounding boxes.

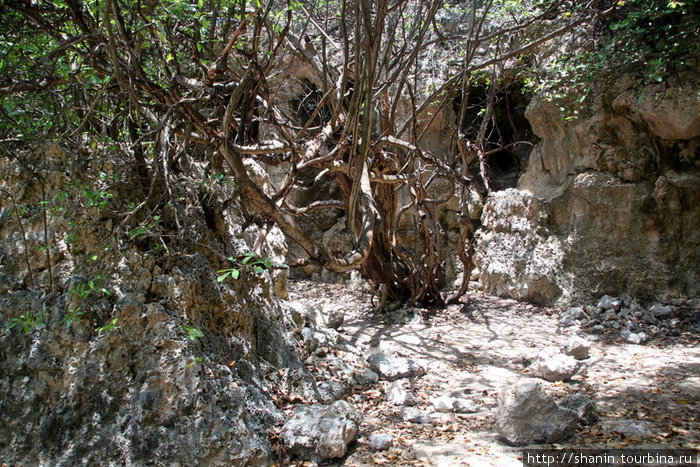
[496,380,579,446]
[431,396,455,413]
[368,433,394,451]
[0,145,306,465]
[560,393,598,425]
[529,347,580,382]
[281,400,360,462]
[562,336,591,360]
[402,407,430,424]
[367,354,426,381]
[385,385,418,406]
[477,78,700,306]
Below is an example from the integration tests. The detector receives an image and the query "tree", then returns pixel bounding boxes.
[3,0,668,310]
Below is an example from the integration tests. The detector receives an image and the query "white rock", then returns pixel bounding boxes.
[431,396,454,413]
[529,346,580,382]
[562,336,591,360]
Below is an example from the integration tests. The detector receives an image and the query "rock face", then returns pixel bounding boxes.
[476,77,700,305]
[0,145,309,465]
[281,401,360,462]
[496,381,579,446]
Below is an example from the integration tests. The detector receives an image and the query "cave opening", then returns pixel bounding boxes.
[454,80,537,191]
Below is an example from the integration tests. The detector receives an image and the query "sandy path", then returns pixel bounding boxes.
[287,280,700,466]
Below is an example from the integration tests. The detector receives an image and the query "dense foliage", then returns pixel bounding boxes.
[1,0,697,308]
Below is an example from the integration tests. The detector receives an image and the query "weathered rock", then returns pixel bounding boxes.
[483,78,700,306]
[367,433,394,451]
[367,354,426,381]
[453,398,478,414]
[529,347,580,382]
[649,304,673,319]
[560,393,598,426]
[496,380,579,446]
[385,385,418,406]
[281,401,360,462]
[474,190,565,305]
[602,419,655,438]
[597,295,621,310]
[562,336,591,360]
[621,330,647,344]
[401,407,430,424]
[431,396,455,413]
[317,380,349,404]
[354,368,379,386]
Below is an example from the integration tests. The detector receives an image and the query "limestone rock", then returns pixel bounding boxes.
[431,396,455,413]
[385,385,418,406]
[367,354,426,381]
[401,407,430,424]
[560,393,598,425]
[529,347,580,382]
[496,381,579,446]
[281,401,360,462]
[562,336,591,360]
[367,433,394,451]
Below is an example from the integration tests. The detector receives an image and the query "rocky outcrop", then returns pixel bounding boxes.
[476,75,700,305]
[0,145,310,465]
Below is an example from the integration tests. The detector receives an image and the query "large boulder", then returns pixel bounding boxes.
[496,380,579,446]
[281,400,360,462]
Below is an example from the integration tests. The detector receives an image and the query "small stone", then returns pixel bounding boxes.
[401,407,429,424]
[625,331,646,344]
[649,304,672,319]
[431,396,454,413]
[367,433,394,451]
[597,295,620,310]
[529,347,580,382]
[281,400,360,462]
[589,325,604,334]
[453,398,478,413]
[562,336,591,360]
[354,368,379,385]
[317,380,347,404]
[385,385,417,406]
[642,312,659,325]
[367,354,427,381]
[560,313,576,327]
[325,305,345,329]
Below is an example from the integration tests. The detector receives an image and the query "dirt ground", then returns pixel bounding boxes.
[285,279,700,466]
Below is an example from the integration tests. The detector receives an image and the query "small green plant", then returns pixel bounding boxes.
[83,188,113,210]
[216,252,288,283]
[241,252,289,273]
[69,274,111,300]
[182,325,203,342]
[61,307,85,328]
[128,215,162,240]
[98,317,118,333]
[216,266,240,282]
[8,311,46,334]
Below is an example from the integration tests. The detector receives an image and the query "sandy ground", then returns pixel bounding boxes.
[286,280,699,466]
